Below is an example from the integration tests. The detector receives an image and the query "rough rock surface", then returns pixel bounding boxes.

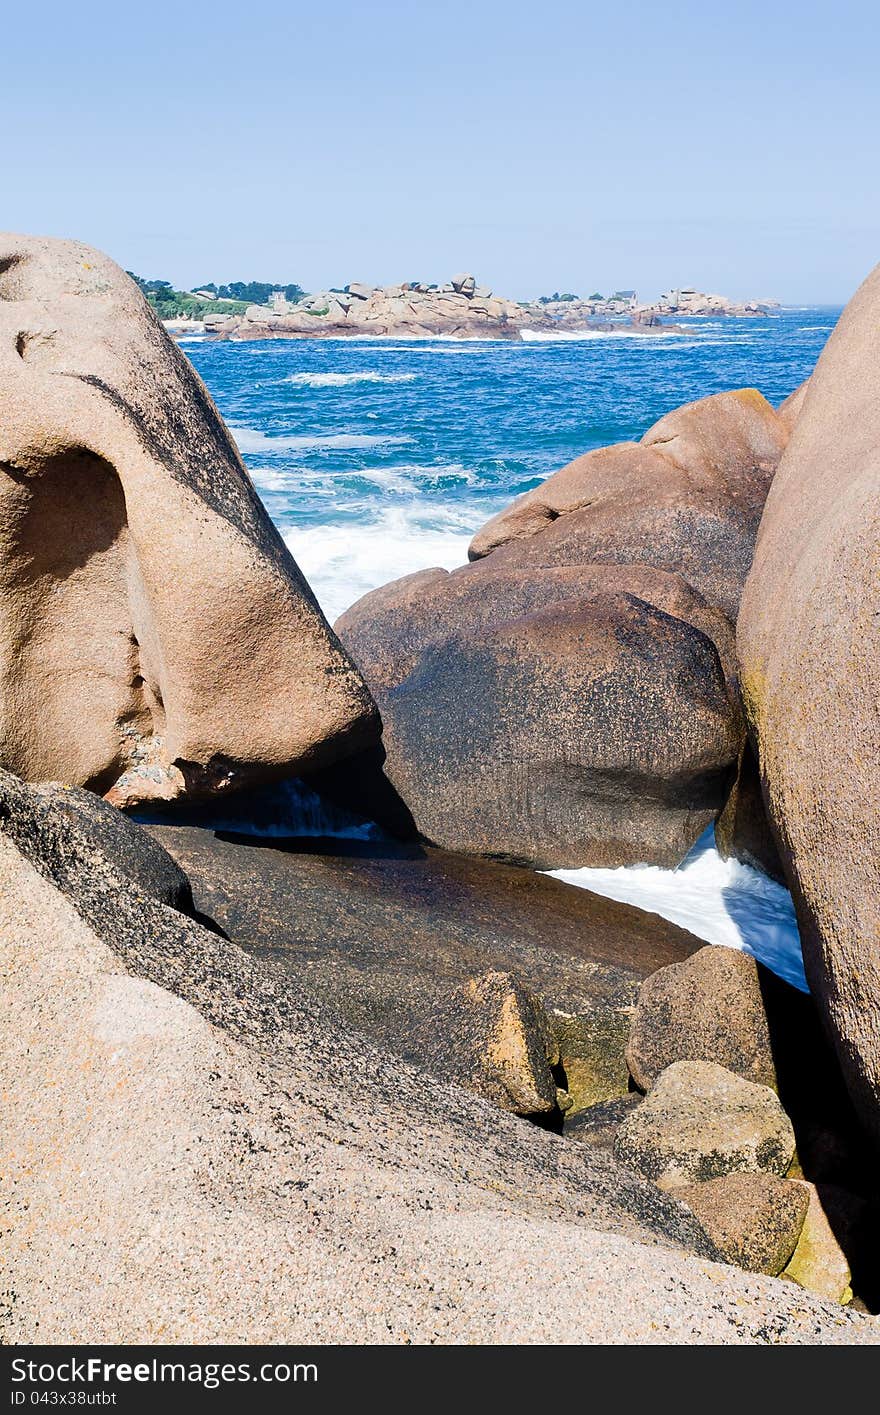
[0,233,377,807]
[469,389,789,622]
[625,945,777,1092]
[148,819,700,1111]
[439,969,559,1116]
[565,1095,644,1152]
[336,573,741,869]
[6,776,874,1342]
[737,261,880,1139]
[333,385,789,872]
[614,1060,796,1190]
[550,1008,632,1113]
[24,780,194,910]
[678,1173,809,1275]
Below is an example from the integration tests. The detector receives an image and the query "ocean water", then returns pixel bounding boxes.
[183,309,837,989]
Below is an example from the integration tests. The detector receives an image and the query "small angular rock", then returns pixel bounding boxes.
[626,945,776,1092]
[613,1059,796,1190]
[678,1172,808,1274]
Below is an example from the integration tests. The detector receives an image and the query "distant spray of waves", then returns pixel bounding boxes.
[283,370,419,387]
[286,507,474,622]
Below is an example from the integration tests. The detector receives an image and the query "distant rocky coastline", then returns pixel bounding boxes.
[165,274,779,342]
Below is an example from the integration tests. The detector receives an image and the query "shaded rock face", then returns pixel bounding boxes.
[24,781,194,912]
[148,820,701,1116]
[614,1060,796,1190]
[564,1094,643,1152]
[678,1173,808,1275]
[737,262,880,1141]
[626,946,777,1092]
[715,741,785,882]
[0,234,378,808]
[333,386,789,872]
[336,569,742,870]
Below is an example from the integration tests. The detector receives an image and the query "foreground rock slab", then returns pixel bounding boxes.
[0,233,378,807]
[1,773,874,1343]
[148,820,701,1113]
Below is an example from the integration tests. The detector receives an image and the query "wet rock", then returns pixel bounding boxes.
[147,820,702,1117]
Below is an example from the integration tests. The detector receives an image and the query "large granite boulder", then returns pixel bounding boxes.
[626,946,778,1092]
[0,234,377,808]
[469,389,789,621]
[336,565,742,869]
[333,386,790,871]
[737,262,880,1140]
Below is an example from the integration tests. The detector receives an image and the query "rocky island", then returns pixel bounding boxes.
[167,273,779,342]
[0,232,876,1346]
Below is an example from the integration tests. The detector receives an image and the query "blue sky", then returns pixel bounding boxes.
[4,0,878,302]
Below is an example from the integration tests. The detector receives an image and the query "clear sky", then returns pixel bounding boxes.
[4,0,878,303]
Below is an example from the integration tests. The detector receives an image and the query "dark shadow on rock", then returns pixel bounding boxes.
[189,908,230,939]
[305,742,419,842]
[759,966,880,1309]
[215,830,426,862]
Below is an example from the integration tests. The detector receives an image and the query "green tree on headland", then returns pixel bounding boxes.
[195,280,306,304]
[127,272,306,320]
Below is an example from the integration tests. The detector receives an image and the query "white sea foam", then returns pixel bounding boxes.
[519,327,683,343]
[283,371,419,387]
[549,828,806,991]
[284,507,475,622]
[230,426,412,455]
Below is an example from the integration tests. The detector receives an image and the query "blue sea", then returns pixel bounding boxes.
[178,309,839,991]
[181,308,837,623]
